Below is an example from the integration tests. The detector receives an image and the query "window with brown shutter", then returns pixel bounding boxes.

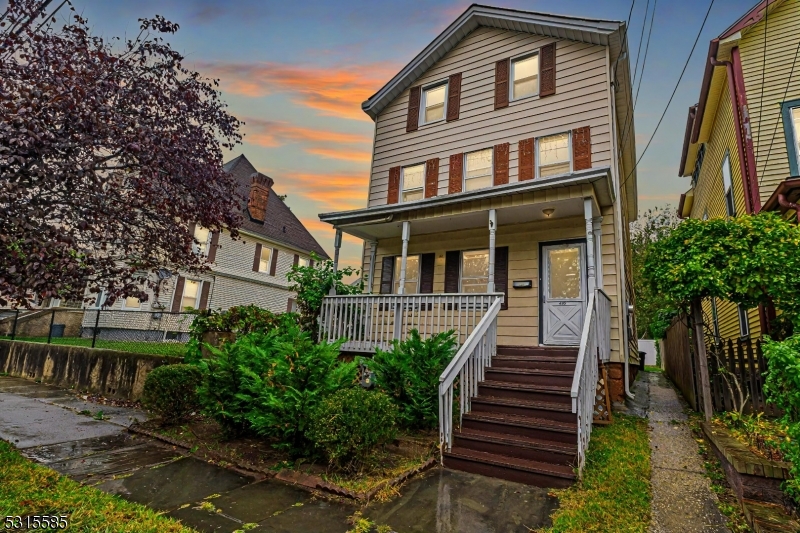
[269,248,279,276]
[293,254,299,267]
[286,298,296,313]
[388,166,401,204]
[406,86,421,132]
[252,243,262,272]
[572,126,592,171]
[170,276,185,313]
[198,281,210,310]
[448,153,463,194]
[446,73,462,122]
[494,59,510,110]
[493,143,509,185]
[519,138,535,181]
[379,256,395,294]
[424,158,439,198]
[495,246,509,310]
[444,251,460,294]
[540,42,556,97]
[419,253,436,294]
[207,231,220,263]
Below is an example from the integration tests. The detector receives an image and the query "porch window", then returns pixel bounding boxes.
[460,249,489,293]
[538,133,571,177]
[258,247,272,273]
[464,148,493,192]
[181,280,201,310]
[393,255,420,294]
[422,83,446,124]
[722,151,735,217]
[193,226,211,256]
[511,54,539,100]
[401,164,425,202]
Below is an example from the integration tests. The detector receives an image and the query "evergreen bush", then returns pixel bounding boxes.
[141,364,202,424]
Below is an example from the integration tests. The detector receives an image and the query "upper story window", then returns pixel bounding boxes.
[791,106,800,170]
[461,249,489,293]
[393,255,420,294]
[193,226,211,256]
[298,257,310,268]
[538,133,571,178]
[722,151,735,217]
[511,54,539,100]
[692,144,706,187]
[465,148,493,192]
[124,296,141,309]
[258,247,272,273]
[401,164,425,202]
[181,280,201,310]
[422,83,447,124]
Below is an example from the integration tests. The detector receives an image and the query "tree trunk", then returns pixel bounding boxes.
[691,298,714,421]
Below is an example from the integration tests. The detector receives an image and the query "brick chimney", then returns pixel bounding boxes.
[248,173,274,222]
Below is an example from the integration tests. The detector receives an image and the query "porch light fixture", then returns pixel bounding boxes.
[542,208,555,218]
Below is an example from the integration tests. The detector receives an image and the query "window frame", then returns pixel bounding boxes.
[509,52,540,102]
[781,99,800,176]
[393,255,421,294]
[122,295,142,310]
[258,246,272,273]
[419,80,448,126]
[459,248,490,294]
[463,148,494,193]
[400,163,426,203]
[180,279,201,310]
[722,150,736,217]
[297,257,310,268]
[738,304,750,338]
[536,132,573,179]
[193,226,212,256]
[89,289,107,309]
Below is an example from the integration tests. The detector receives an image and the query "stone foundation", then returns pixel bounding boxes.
[606,362,638,403]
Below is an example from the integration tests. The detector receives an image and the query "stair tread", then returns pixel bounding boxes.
[464,412,578,432]
[480,380,572,394]
[445,448,576,479]
[487,368,573,376]
[456,428,578,453]
[472,396,574,412]
[494,355,577,362]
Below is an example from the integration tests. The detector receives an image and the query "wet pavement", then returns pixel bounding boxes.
[0,375,557,532]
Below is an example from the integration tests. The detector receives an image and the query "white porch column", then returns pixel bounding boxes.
[397,221,411,295]
[329,228,342,295]
[487,209,497,292]
[584,198,596,293]
[367,240,378,294]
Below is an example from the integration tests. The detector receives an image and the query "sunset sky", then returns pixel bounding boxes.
[70,0,759,271]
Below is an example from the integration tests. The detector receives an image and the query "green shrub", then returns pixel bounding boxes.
[308,388,397,472]
[365,329,457,431]
[141,364,202,424]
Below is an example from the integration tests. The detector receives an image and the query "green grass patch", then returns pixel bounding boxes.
[0,440,197,532]
[540,415,651,533]
[644,366,662,373]
[2,336,186,357]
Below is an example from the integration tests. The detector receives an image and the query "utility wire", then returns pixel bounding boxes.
[620,0,716,191]
[1,0,69,60]
[630,0,651,89]
[633,0,657,110]
[614,0,641,171]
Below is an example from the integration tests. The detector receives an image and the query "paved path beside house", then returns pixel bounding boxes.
[646,371,730,533]
[0,376,556,533]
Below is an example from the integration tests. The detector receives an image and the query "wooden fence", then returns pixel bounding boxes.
[662,314,698,411]
[707,338,780,416]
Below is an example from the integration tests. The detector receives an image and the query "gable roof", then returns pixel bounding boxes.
[224,155,329,259]
[361,3,625,120]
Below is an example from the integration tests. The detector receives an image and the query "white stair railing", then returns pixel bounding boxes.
[438,297,504,457]
[570,288,611,476]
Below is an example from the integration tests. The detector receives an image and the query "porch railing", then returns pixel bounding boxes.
[438,296,503,455]
[570,288,611,476]
[318,293,504,352]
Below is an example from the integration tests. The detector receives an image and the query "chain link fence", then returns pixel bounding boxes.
[0,308,197,357]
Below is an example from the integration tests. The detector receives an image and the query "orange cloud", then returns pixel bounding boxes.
[284,172,368,211]
[244,119,370,147]
[306,147,372,163]
[198,61,397,121]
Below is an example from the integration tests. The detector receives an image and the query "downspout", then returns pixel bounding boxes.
[778,194,800,223]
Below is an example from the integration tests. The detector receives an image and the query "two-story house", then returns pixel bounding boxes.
[677,0,800,342]
[82,154,328,341]
[317,5,637,487]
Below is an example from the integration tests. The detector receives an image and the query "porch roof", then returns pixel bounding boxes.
[319,167,612,241]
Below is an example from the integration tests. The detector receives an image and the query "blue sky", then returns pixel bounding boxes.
[66,0,759,269]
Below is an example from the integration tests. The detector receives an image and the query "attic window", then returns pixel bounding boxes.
[422,83,446,124]
[511,54,539,100]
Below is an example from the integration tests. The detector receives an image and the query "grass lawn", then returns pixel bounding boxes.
[0,335,186,358]
[644,365,662,373]
[0,440,196,532]
[539,415,652,533]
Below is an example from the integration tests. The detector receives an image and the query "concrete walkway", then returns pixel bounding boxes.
[0,376,556,533]
[645,372,730,533]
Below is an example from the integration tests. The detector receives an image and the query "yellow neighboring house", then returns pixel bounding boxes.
[678,0,800,341]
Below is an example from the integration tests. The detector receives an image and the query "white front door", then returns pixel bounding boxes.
[542,242,587,346]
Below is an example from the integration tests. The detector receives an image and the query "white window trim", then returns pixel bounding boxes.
[459,249,490,293]
[89,290,107,309]
[738,304,750,338]
[393,255,421,294]
[180,280,202,310]
[258,247,272,273]
[463,148,494,192]
[790,106,800,171]
[419,80,448,126]
[193,226,212,257]
[509,52,540,102]
[536,132,573,179]
[400,163,425,204]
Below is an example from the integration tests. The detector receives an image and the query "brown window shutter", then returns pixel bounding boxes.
[379,256,395,294]
[495,246,509,311]
[419,253,436,294]
[493,143,510,185]
[446,73,462,122]
[444,251,460,293]
[198,281,210,310]
[171,276,185,313]
[424,158,439,198]
[406,86,421,132]
[253,243,262,272]
[494,59,510,110]
[388,166,401,204]
[293,254,299,267]
[572,126,592,171]
[519,138,535,181]
[448,153,463,194]
[540,42,556,97]
[207,231,220,263]
[269,248,279,276]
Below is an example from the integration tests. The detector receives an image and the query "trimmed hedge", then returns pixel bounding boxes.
[141,364,202,424]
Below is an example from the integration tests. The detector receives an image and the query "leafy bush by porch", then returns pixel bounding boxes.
[141,364,202,424]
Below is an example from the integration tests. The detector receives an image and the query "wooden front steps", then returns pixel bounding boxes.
[443,344,580,488]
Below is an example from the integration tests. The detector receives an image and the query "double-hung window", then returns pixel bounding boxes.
[460,249,489,293]
[298,257,310,268]
[464,148,493,192]
[511,54,539,100]
[538,133,571,178]
[258,247,272,273]
[393,255,420,294]
[791,106,800,171]
[124,296,141,309]
[193,226,211,256]
[421,83,446,124]
[722,152,736,217]
[401,164,425,202]
[181,280,201,310]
